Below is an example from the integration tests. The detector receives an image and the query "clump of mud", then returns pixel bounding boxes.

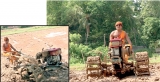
[1,56,69,82]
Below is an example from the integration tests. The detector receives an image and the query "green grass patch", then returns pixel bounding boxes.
[1,26,57,36]
[149,53,160,63]
[70,57,85,64]
[70,63,86,71]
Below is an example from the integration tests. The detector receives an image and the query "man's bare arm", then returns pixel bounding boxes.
[11,44,17,51]
[126,32,134,53]
[126,33,132,45]
[109,31,114,41]
[109,31,114,49]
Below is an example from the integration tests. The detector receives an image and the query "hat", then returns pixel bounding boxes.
[115,21,122,26]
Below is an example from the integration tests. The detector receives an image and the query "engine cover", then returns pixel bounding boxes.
[36,48,62,65]
[110,38,122,48]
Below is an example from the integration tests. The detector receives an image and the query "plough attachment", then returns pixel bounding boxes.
[86,56,102,79]
[135,51,150,76]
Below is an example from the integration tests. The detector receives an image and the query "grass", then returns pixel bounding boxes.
[1,26,57,36]
[149,53,160,63]
[70,63,86,71]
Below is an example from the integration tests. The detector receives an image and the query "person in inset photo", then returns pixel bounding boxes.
[2,37,18,65]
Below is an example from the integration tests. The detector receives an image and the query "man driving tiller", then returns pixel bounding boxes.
[109,21,133,63]
[2,37,19,67]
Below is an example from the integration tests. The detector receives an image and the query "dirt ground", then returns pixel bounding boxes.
[70,63,160,82]
[1,26,68,62]
[1,26,69,82]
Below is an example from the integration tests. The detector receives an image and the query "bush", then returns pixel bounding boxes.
[87,46,109,60]
[70,42,92,60]
[70,33,93,64]
[70,57,83,64]
[69,33,82,44]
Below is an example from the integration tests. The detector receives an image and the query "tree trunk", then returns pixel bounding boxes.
[85,33,88,45]
[104,34,106,47]
[86,25,90,37]
[85,14,90,38]
[133,27,137,45]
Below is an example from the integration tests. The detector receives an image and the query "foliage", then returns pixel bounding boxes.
[70,57,82,64]
[1,26,7,30]
[69,33,82,44]
[47,1,160,63]
[140,1,160,19]
[69,42,92,61]
[87,46,109,59]
[47,1,139,45]
[69,33,110,63]
[20,26,32,28]
[141,17,160,47]
[157,40,160,48]
[135,48,154,57]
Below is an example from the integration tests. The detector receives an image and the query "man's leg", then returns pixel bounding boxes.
[3,52,13,64]
[10,56,19,65]
[2,52,12,57]
[122,46,129,63]
[122,47,126,63]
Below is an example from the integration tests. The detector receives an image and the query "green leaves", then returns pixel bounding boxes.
[142,17,160,48]
[47,1,160,50]
[70,33,82,43]
[140,1,160,18]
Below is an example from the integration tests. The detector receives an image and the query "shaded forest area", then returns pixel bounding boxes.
[47,0,160,63]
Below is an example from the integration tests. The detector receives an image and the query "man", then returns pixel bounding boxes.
[109,21,133,63]
[2,37,18,66]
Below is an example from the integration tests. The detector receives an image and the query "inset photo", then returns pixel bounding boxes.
[1,26,69,82]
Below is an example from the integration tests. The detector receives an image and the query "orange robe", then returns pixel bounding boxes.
[2,43,16,65]
[3,43,12,57]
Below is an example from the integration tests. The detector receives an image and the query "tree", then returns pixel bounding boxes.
[138,0,160,48]
[47,1,144,47]
[140,0,160,19]
[141,17,160,48]
[47,1,68,25]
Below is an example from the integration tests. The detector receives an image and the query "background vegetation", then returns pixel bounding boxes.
[47,0,160,64]
[1,26,56,36]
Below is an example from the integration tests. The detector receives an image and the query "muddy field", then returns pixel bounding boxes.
[1,26,69,82]
[70,63,160,82]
